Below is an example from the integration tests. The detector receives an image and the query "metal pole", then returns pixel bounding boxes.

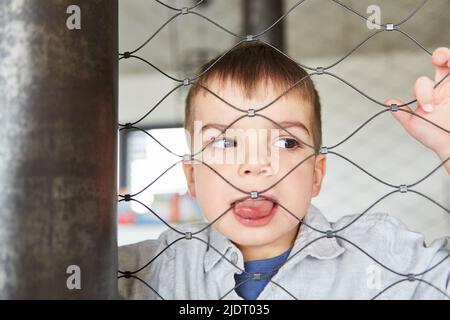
[119,131,128,189]
[0,0,118,299]
[243,0,285,50]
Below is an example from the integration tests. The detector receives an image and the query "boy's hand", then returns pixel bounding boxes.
[386,47,450,175]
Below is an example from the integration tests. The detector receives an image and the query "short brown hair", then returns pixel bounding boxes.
[184,42,322,150]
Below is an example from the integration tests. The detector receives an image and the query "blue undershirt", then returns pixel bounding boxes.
[234,248,292,300]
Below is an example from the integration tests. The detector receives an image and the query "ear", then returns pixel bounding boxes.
[311,154,326,198]
[182,161,196,198]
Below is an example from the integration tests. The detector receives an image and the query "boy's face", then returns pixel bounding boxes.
[183,78,326,250]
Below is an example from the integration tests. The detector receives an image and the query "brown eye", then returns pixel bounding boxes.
[274,137,300,149]
[211,137,236,149]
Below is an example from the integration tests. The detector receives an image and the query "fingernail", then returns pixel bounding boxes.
[423,104,433,112]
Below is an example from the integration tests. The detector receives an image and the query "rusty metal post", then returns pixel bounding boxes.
[243,0,285,50]
[0,0,118,298]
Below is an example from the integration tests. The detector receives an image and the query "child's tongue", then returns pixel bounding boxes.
[232,199,274,219]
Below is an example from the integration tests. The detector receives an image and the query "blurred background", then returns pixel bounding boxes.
[117,0,450,246]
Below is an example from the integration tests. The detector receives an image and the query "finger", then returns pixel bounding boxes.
[385,98,413,131]
[432,47,450,83]
[432,47,450,66]
[413,76,435,113]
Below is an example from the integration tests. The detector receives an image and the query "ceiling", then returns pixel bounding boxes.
[118,0,450,75]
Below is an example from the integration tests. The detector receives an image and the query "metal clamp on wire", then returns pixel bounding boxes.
[315,67,324,75]
[385,23,395,31]
[319,146,328,155]
[246,34,255,41]
[182,154,193,162]
[184,232,192,240]
[247,108,256,117]
[399,184,408,193]
[252,273,262,280]
[250,191,259,199]
[390,104,399,112]
[407,273,416,282]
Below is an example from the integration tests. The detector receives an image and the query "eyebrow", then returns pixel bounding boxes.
[200,120,310,135]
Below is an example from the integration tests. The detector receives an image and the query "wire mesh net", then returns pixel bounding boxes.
[117,0,449,300]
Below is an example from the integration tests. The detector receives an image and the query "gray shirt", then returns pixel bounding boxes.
[118,204,449,300]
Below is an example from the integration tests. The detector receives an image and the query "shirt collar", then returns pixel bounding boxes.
[203,204,345,273]
[203,223,237,273]
[289,204,345,261]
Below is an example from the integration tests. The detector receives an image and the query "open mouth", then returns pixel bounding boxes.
[231,196,278,227]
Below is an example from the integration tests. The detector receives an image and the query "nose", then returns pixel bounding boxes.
[236,128,278,177]
[239,161,274,177]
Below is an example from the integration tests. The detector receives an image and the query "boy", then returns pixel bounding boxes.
[118,43,450,300]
